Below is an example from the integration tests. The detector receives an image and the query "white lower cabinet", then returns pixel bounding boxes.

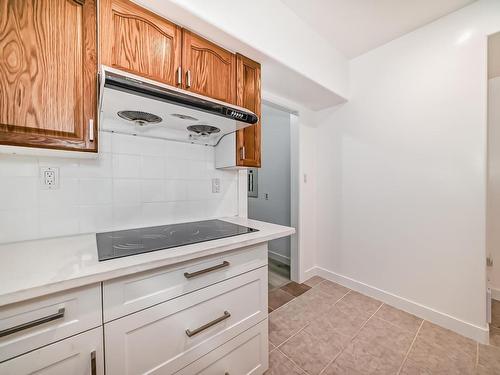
[0,284,102,362]
[175,319,268,375]
[104,266,268,375]
[0,327,104,375]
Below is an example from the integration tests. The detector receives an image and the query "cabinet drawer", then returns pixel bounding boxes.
[0,327,104,375]
[103,243,267,322]
[0,284,102,362]
[175,319,268,375]
[104,266,267,375]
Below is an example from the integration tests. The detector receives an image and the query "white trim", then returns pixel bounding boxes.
[492,287,500,301]
[306,266,489,344]
[268,250,290,266]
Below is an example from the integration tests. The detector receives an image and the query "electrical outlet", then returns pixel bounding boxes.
[212,178,221,193]
[40,167,59,189]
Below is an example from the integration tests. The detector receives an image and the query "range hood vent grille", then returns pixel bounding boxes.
[117,110,163,126]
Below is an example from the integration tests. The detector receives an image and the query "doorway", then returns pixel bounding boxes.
[248,104,292,290]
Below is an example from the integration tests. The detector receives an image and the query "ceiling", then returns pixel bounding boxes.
[281,0,476,59]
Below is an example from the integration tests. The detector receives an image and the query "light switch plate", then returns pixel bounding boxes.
[212,178,221,193]
[40,167,59,189]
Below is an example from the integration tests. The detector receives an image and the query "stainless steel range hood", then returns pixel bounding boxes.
[99,66,258,146]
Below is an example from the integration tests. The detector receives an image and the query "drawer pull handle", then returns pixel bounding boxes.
[185,311,231,337]
[184,261,230,279]
[0,308,65,338]
[91,350,97,375]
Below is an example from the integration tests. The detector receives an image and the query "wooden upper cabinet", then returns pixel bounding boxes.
[100,0,182,87]
[0,0,98,151]
[182,30,236,104]
[236,55,261,167]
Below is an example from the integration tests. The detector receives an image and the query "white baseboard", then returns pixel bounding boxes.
[492,287,500,302]
[268,250,290,266]
[306,266,489,344]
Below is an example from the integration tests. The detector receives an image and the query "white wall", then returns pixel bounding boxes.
[313,0,500,341]
[487,76,500,299]
[0,132,238,243]
[133,0,349,109]
[248,104,291,264]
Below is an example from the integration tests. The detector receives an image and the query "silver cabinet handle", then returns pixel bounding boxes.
[91,351,97,375]
[185,311,231,337]
[184,261,230,279]
[0,308,65,338]
[240,146,246,160]
[186,70,191,88]
[176,66,182,87]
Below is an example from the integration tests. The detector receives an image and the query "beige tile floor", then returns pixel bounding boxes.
[266,276,500,375]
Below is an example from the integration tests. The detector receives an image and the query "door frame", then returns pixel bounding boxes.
[248,96,300,283]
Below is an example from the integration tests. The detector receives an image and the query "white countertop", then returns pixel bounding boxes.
[0,217,294,307]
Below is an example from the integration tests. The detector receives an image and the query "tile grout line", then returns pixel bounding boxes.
[275,323,309,351]
[275,327,310,375]
[375,314,422,335]
[475,342,479,369]
[318,301,384,375]
[396,319,424,374]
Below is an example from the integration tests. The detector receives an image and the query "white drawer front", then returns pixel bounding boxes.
[104,266,267,375]
[175,319,268,375]
[103,243,267,322]
[0,284,102,362]
[0,326,104,375]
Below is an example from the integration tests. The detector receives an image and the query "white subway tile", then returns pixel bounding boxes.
[112,133,166,156]
[78,152,112,178]
[112,133,144,155]
[39,178,79,210]
[187,180,212,200]
[0,210,39,243]
[164,142,192,159]
[164,158,185,179]
[112,154,141,178]
[141,155,165,179]
[113,179,142,205]
[112,204,143,230]
[0,177,37,210]
[79,179,112,205]
[141,202,175,226]
[0,155,38,177]
[79,205,113,233]
[98,131,113,153]
[39,207,79,238]
[141,180,165,202]
[164,180,188,201]
[39,157,80,178]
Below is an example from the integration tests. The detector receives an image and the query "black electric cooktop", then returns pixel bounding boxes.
[96,219,258,261]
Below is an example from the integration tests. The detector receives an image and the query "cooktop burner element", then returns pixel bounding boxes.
[96,219,258,261]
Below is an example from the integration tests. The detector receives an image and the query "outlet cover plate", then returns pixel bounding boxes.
[40,167,59,189]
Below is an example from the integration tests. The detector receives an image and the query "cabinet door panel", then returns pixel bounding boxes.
[236,55,261,167]
[100,0,182,86]
[182,30,235,103]
[0,327,104,375]
[0,0,97,151]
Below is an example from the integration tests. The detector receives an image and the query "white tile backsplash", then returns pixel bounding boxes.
[0,132,239,243]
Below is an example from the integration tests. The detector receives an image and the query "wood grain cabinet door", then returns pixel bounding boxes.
[236,54,261,167]
[182,30,236,104]
[0,0,98,151]
[100,0,182,87]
